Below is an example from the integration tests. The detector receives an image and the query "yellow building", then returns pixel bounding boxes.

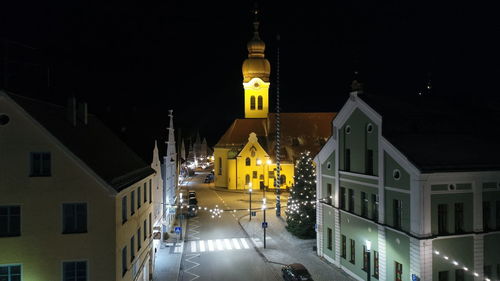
[0,92,160,281]
[214,16,335,190]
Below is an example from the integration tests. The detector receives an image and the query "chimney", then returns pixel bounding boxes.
[67,97,76,127]
[77,102,88,125]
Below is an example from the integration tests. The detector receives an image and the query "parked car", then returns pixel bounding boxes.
[281,263,313,281]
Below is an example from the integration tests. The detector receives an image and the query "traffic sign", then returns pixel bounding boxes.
[175,226,182,234]
[262,222,268,228]
[412,274,420,281]
[251,211,257,217]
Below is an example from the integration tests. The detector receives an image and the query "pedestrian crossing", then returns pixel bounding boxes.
[187,238,251,253]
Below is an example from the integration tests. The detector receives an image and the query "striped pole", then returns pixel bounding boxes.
[275,34,281,217]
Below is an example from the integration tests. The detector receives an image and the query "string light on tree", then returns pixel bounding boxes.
[285,151,316,238]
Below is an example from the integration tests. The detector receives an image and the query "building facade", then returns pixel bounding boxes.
[315,91,500,281]
[0,91,157,281]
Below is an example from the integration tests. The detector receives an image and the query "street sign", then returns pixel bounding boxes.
[262,222,268,228]
[169,209,176,214]
[412,274,420,281]
[251,211,257,217]
[174,226,182,234]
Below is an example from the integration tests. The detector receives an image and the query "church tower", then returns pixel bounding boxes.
[242,10,270,119]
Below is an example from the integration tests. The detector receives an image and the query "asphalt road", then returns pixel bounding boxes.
[179,171,286,281]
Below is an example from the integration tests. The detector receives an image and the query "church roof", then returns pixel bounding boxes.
[6,92,155,192]
[359,93,500,172]
[215,113,335,162]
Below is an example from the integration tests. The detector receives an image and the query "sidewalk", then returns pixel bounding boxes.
[238,210,356,281]
[153,214,188,281]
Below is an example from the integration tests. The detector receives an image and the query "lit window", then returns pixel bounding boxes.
[250,96,256,110]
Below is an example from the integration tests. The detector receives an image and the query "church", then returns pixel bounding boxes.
[213,15,335,190]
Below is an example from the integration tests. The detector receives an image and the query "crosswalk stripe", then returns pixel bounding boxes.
[224,239,233,250]
[232,238,241,250]
[216,239,224,251]
[191,241,196,252]
[240,238,250,249]
[199,240,206,252]
[207,240,215,251]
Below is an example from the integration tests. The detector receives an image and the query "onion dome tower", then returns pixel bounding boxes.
[242,9,270,119]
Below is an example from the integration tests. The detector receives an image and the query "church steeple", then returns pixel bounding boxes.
[242,8,270,119]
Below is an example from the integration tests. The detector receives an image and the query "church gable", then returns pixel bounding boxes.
[237,132,269,160]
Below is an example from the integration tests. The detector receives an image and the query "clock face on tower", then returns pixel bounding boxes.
[254,82,259,88]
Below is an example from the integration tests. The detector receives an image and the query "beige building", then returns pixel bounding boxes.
[0,91,157,281]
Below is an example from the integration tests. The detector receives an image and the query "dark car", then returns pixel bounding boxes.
[281,263,313,281]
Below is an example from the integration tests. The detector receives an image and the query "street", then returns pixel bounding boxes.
[178,171,286,281]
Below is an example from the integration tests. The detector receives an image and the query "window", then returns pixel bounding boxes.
[345,125,351,134]
[349,239,355,264]
[345,149,351,171]
[280,175,286,187]
[366,149,373,175]
[0,114,10,126]
[138,186,141,209]
[367,123,373,133]
[259,174,264,181]
[130,191,135,215]
[122,246,127,276]
[149,180,152,204]
[372,194,379,221]
[361,192,368,217]
[483,201,491,230]
[341,235,346,258]
[250,96,256,110]
[340,187,346,210]
[149,213,152,237]
[122,196,127,224]
[63,203,87,234]
[0,206,20,237]
[393,199,402,230]
[130,236,135,261]
[268,171,274,179]
[438,204,448,234]
[326,184,332,205]
[348,189,354,213]
[144,183,147,203]
[327,162,331,170]
[245,175,250,185]
[497,201,500,230]
[218,157,222,175]
[438,271,448,281]
[245,157,251,166]
[258,96,263,110]
[374,251,379,278]
[393,169,401,180]
[327,228,332,250]
[395,262,403,281]
[484,265,492,279]
[363,245,368,271]
[137,228,141,250]
[0,265,21,281]
[253,171,257,179]
[63,261,87,281]
[30,152,51,176]
[455,269,464,281]
[144,220,147,240]
[454,203,464,233]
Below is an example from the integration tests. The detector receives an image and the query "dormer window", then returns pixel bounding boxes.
[245,157,251,166]
[327,162,332,170]
[250,146,256,157]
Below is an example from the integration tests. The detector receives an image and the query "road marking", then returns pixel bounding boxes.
[240,238,250,249]
[232,238,241,249]
[191,241,197,252]
[199,240,206,252]
[174,242,183,253]
[224,239,233,250]
[207,240,215,251]
[216,239,224,251]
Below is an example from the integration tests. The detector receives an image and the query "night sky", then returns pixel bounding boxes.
[2,1,498,161]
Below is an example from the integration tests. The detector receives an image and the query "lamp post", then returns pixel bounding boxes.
[262,197,267,249]
[257,159,272,203]
[249,183,253,221]
[179,193,183,240]
[366,240,371,281]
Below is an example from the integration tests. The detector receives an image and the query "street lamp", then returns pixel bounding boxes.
[256,159,272,200]
[366,240,371,281]
[179,193,183,240]
[249,183,253,221]
[262,197,267,249]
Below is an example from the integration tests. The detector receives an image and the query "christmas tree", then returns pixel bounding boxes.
[285,151,316,239]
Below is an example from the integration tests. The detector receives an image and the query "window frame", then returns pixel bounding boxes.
[122,196,127,224]
[341,235,347,259]
[395,261,403,281]
[0,264,22,281]
[393,199,402,230]
[62,260,87,281]
[250,96,256,110]
[257,95,263,110]
[438,204,448,234]
[29,152,52,177]
[454,202,464,233]
[349,239,355,264]
[327,228,332,250]
[0,205,21,237]
[62,203,87,234]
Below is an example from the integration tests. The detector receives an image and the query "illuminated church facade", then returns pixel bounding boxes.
[213,16,335,190]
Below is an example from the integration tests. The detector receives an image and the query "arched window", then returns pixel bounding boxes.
[245,174,250,185]
[250,96,256,110]
[245,157,251,166]
[280,175,286,186]
[258,96,263,110]
[259,174,264,181]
